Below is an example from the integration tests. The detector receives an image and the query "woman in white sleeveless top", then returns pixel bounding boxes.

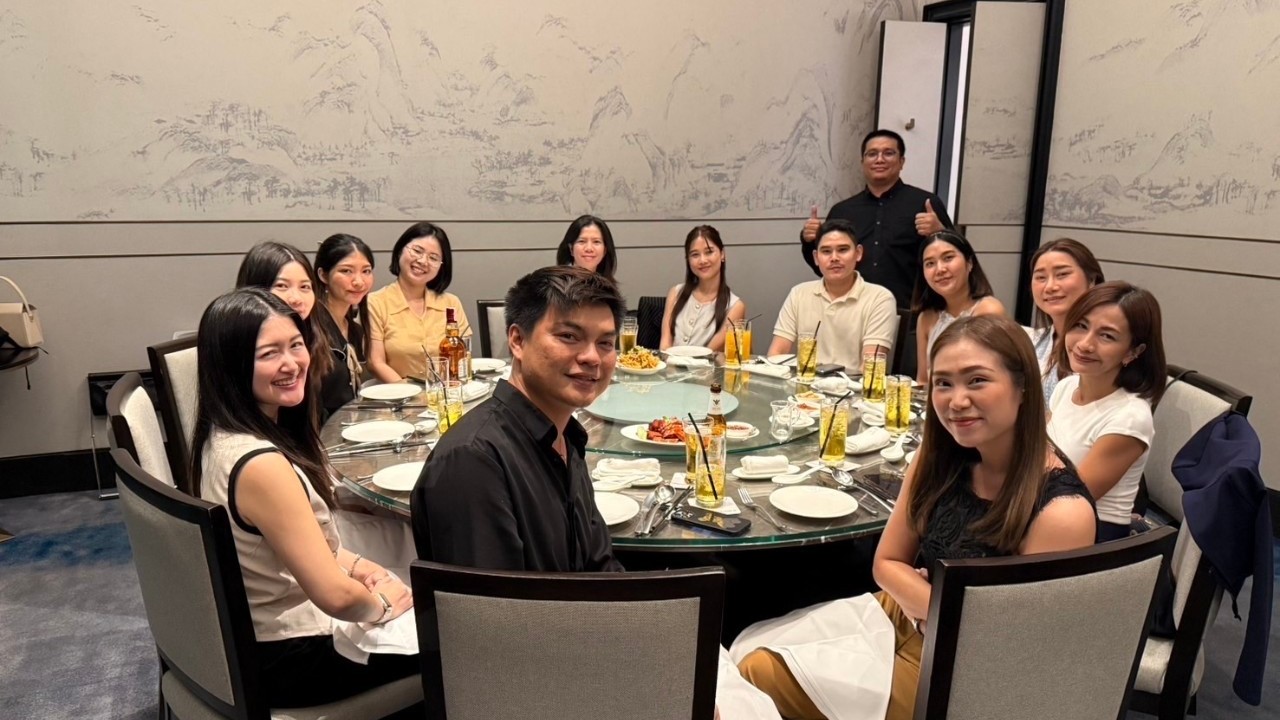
[911,231,1004,383]
[190,288,416,708]
[659,225,746,352]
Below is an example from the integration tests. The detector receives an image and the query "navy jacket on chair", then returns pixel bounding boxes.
[1173,411,1272,705]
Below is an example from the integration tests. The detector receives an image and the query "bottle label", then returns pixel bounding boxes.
[709,397,723,415]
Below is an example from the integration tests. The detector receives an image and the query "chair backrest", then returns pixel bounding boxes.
[888,308,908,375]
[636,295,665,350]
[915,526,1177,720]
[411,562,725,720]
[148,335,199,493]
[107,372,175,487]
[112,448,266,719]
[1145,365,1252,521]
[474,299,509,360]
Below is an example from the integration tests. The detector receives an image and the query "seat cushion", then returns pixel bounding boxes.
[1134,638,1204,695]
[162,670,422,720]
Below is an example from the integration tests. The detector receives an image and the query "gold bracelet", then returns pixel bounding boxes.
[346,554,363,578]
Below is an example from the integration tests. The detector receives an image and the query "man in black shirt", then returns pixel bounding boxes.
[800,129,954,308]
[410,266,625,572]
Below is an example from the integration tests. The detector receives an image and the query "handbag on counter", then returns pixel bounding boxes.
[0,276,44,348]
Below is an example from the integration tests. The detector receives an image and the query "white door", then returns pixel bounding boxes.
[875,21,948,193]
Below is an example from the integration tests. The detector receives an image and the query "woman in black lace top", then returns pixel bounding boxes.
[739,315,1096,720]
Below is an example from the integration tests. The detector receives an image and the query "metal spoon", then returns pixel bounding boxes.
[827,468,895,513]
[637,484,674,536]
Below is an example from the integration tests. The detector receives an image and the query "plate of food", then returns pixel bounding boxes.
[620,418,687,446]
[790,391,824,416]
[725,421,759,440]
[664,345,714,358]
[617,347,666,375]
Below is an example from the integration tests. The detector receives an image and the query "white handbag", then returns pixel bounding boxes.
[0,276,44,348]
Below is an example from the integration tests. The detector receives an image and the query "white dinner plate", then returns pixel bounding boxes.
[594,493,641,526]
[471,358,507,373]
[769,486,859,519]
[860,410,917,427]
[370,461,425,492]
[618,359,667,375]
[771,412,816,429]
[905,450,917,465]
[341,420,416,444]
[725,422,759,440]
[359,383,422,402]
[619,424,686,447]
[664,345,714,358]
[805,459,859,472]
[733,464,800,481]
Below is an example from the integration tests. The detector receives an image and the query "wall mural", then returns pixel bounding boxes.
[1046,0,1280,240]
[0,1,919,222]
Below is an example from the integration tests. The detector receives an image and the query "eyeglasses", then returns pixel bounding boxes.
[862,149,900,160]
[405,245,444,266]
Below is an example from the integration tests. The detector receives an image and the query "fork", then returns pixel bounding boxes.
[737,487,791,533]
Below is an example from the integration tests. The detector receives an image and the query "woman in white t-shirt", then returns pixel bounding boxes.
[659,225,746,352]
[1047,282,1167,542]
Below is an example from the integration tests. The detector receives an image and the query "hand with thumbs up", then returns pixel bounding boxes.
[914,198,944,236]
[801,205,822,242]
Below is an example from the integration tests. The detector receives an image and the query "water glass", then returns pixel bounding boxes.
[797,333,818,381]
[819,396,851,466]
[885,375,912,435]
[861,347,887,402]
[436,380,464,432]
[620,316,639,352]
[691,428,727,509]
[769,400,795,441]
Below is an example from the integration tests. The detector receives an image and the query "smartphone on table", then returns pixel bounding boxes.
[670,506,752,536]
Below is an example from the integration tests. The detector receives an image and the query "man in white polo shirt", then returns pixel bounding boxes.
[768,218,896,372]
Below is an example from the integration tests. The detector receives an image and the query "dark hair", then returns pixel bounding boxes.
[1029,238,1105,330]
[815,218,859,248]
[235,241,333,383]
[189,288,334,508]
[1050,281,1167,405]
[909,314,1050,554]
[314,233,375,359]
[555,215,618,280]
[505,266,625,341]
[910,230,995,314]
[861,129,906,156]
[668,226,732,339]
[390,222,453,293]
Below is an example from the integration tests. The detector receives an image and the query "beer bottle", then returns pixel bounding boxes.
[438,307,469,381]
[706,382,727,436]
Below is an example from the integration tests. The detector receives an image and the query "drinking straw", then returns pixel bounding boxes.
[821,390,854,458]
[685,412,719,500]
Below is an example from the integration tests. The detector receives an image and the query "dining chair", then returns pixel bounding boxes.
[1130,366,1253,720]
[106,371,175,488]
[147,335,198,493]
[410,561,725,720]
[111,448,423,720]
[889,308,911,377]
[914,525,1177,720]
[474,299,509,360]
[636,295,665,350]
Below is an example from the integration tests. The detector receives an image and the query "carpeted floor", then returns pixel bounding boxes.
[1,490,1276,719]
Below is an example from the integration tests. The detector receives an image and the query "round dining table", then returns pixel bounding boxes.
[323,358,921,553]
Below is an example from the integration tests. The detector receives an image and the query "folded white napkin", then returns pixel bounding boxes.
[846,427,892,455]
[672,472,690,489]
[812,376,853,394]
[667,355,713,368]
[595,457,661,477]
[743,362,792,378]
[332,608,419,665]
[687,495,741,515]
[741,455,791,474]
[461,380,490,401]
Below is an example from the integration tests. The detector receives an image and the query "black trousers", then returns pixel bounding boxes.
[257,634,419,708]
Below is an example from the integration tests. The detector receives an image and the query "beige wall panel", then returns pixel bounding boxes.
[1041,226,1280,280]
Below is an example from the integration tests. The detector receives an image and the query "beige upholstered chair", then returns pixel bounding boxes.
[914,526,1177,720]
[148,336,199,493]
[410,561,725,720]
[106,372,174,487]
[1130,366,1252,719]
[474,299,509,360]
[112,448,422,720]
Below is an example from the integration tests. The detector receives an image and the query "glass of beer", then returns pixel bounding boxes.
[692,427,727,509]
[620,316,639,353]
[819,395,850,466]
[797,333,818,382]
[862,347,887,402]
[886,375,912,436]
[681,419,703,476]
[435,380,464,432]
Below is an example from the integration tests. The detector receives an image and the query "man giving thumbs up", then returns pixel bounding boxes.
[799,129,952,308]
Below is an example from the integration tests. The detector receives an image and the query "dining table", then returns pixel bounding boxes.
[322,355,924,553]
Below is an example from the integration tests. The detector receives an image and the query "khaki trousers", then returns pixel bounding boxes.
[736,592,923,720]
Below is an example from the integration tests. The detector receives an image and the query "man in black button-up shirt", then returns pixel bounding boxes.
[411,266,625,572]
[800,129,954,308]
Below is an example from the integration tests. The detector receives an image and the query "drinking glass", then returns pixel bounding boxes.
[797,333,818,381]
[437,380,464,432]
[726,320,752,368]
[885,375,912,435]
[691,426,727,509]
[769,400,795,441]
[861,347,887,402]
[681,419,703,476]
[620,316,639,352]
[819,395,851,466]
[459,335,473,382]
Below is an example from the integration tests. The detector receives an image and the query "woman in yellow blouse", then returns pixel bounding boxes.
[367,222,471,383]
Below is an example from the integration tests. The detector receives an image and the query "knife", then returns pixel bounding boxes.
[650,486,695,534]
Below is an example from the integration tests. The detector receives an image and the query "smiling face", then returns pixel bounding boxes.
[571,225,605,273]
[398,236,443,287]
[686,236,723,283]
[270,261,315,320]
[861,136,905,187]
[251,314,310,419]
[814,230,861,285]
[1065,303,1142,384]
[922,237,972,299]
[509,304,618,420]
[319,249,373,309]
[930,338,1022,452]
[1031,251,1092,326]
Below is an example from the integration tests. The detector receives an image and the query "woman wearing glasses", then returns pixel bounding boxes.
[556,215,618,280]
[367,222,471,383]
